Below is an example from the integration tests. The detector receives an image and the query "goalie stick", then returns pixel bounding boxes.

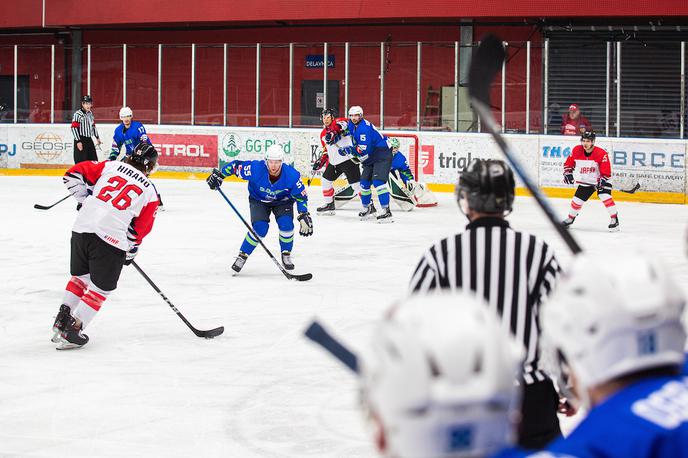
[132,261,224,339]
[304,320,359,374]
[216,187,313,282]
[34,194,71,210]
[468,35,583,255]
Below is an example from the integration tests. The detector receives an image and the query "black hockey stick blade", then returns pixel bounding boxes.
[620,182,641,194]
[287,271,314,282]
[468,35,583,255]
[304,320,359,374]
[132,261,224,339]
[34,194,71,210]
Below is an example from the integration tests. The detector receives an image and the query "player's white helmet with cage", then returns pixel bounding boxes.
[119,106,133,119]
[360,292,523,458]
[542,253,686,405]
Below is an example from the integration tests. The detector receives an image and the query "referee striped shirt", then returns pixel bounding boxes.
[409,217,560,385]
[71,109,99,142]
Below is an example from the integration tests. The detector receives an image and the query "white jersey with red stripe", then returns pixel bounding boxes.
[320,117,355,166]
[563,145,612,186]
[63,160,159,251]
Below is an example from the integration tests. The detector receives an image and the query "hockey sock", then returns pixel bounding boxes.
[568,196,585,218]
[322,179,334,204]
[360,179,372,207]
[599,193,618,217]
[71,283,111,329]
[373,180,390,208]
[240,220,269,255]
[276,215,294,252]
[62,274,91,308]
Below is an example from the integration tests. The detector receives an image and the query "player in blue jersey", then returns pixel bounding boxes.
[344,106,394,223]
[357,291,525,458]
[109,107,152,161]
[532,253,688,458]
[388,137,416,188]
[206,144,313,272]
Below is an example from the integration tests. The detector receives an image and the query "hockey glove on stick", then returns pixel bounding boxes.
[563,168,575,185]
[206,168,226,190]
[312,153,329,172]
[338,145,358,157]
[124,245,138,266]
[298,212,314,236]
[597,178,612,193]
[324,131,341,145]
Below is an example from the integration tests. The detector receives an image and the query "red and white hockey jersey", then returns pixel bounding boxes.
[64,161,159,251]
[320,117,355,166]
[563,145,612,186]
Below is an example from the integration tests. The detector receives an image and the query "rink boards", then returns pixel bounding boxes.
[0,123,685,203]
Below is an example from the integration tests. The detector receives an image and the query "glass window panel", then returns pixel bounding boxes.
[161,45,191,125]
[126,45,157,124]
[528,43,544,134]
[89,45,123,124]
[383,42,417,130]
[348,43,380,127]
[17,46,52,123]
[195,45,224,125]
[227,45,256,127]
[0,46,15,123]
[259,44,290,127]
[420,43,454,131]
[293,43,324,127]
[53,45,72,123]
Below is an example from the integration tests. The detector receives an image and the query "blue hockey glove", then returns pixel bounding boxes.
[338,145,358,157]
[298,212,313,237]
[324,131,341,145]
[206,168,226,190]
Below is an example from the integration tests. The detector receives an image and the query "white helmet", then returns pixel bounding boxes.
[361,292,523,458]
[542,253,686,402]
[265,144,285,162]
[119,106,133,119]
[348,105,364,117]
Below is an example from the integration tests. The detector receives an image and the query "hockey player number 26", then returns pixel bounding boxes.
[96,176,143,210]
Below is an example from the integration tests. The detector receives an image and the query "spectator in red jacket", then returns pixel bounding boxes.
[561,103,592,135]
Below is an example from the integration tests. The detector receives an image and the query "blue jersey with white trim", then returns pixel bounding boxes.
[221,160,308,213]
[111,121,151,157]
[347,118,389,160]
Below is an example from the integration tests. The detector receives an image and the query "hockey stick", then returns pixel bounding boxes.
[304,320,359,374]
[620,182,641,194]
[468,35,583,255]
[216,187,313,282]
[132,261,224,339]
[34,194,70,210]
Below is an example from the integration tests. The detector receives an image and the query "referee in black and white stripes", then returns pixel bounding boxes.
[409,158,565,449]
[71,95,102,163]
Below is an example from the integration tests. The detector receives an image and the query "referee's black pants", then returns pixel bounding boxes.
[74,137,98,164]
[518,378,562,449]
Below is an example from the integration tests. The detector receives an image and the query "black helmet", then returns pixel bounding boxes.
[128,142,158,174]
[456,159,515,214]
[581,130,596,141]
[81,95,93,103]
[321,108,337,120]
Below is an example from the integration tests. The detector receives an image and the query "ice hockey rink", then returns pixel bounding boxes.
[1,175,687,457]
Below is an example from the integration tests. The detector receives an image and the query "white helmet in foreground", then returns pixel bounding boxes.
[264,144,285,162]
[348,105,364,117]
[119,106,133,119]
[361,292,524,458]
[542,253,686,405]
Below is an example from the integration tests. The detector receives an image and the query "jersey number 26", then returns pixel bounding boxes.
[96,176,143,210]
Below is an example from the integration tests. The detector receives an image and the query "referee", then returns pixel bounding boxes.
[71,95,102,163]
[409,158,565,449]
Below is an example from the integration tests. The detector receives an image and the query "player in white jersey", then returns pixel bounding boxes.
[51,143,160,349]
[312,108,362,215]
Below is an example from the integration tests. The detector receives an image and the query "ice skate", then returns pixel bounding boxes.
[281,251,294,270]
[56,315,89,350]
[359,204,377,221]
[376,206,394,224]
[608,215,620,232]
[562,216,575,228]
[231,252,249,273]
[316,201,336,216]
[51,304,71,343]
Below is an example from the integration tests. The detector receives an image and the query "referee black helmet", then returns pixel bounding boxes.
[456,158,515,215]
[81,95,93,104]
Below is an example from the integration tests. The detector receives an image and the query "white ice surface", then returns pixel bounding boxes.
[1,176,687,457]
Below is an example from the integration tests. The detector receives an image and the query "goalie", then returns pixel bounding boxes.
[387,137,437,211]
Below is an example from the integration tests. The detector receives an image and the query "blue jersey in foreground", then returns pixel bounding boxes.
[390,151,414,184]
[541,375,688,458]
[221,160,308,213]
[111,121,151,158]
